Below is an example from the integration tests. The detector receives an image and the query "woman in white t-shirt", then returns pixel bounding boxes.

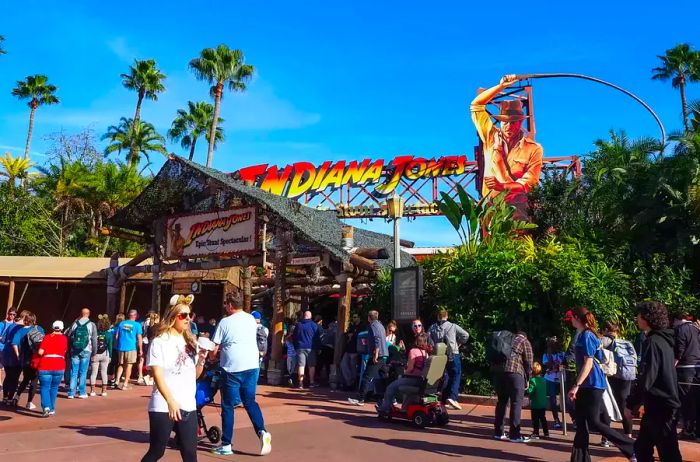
[141,303,207,462]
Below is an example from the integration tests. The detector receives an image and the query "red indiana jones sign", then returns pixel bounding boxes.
[236,155,471,199]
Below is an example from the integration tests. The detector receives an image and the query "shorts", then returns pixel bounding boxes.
[296,349,317,368]
[118,350,138,365]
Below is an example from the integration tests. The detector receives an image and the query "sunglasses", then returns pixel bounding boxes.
[177,312,193,320]
[412,324,422,328]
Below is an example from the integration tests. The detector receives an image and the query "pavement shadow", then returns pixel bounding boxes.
[61,424,150,443]
[353,435,544,461]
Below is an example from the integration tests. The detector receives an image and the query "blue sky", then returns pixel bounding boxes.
[2,0,700,246]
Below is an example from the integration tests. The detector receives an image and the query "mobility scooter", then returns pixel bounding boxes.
[377,343,450,428]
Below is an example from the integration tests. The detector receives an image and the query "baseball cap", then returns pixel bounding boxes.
[52,320,64,331]
[251,311,262,320]
[563,310,573,322]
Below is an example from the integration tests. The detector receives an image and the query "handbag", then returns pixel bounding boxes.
[602,377,622,422]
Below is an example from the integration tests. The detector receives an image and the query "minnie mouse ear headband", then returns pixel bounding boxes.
[169,294,195,306]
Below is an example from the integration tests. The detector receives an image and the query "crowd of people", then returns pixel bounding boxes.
[0,291,271,462]
[486,301,699,462]
[3,296,700,462]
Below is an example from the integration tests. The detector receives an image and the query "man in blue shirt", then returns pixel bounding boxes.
[113,309,143,390]
[348,310,387,406]
[2,310,30,404]
[0,308,18,389]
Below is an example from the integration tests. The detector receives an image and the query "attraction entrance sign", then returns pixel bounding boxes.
[165,207,258,259]
[235,154,579,219]
[235,81,581,219]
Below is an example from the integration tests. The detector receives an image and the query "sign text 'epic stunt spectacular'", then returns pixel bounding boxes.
[235,155,471,199]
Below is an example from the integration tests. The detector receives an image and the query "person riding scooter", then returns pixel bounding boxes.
[377,333,430,415]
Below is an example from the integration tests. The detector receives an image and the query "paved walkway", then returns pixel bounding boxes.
[0,386,697,461]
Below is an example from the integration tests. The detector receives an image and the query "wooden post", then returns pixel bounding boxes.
[268,233,289,385]
[242,266,252,313]
[330,273,352,389]
[152,222,165,315]
[119,283,127,315]
[6,279,15,312]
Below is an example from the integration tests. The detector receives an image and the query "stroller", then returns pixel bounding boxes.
[195,365,223,444]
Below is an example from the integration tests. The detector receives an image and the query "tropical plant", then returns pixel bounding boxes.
[438,184,536,248]
[0,35,6,55]
[652,43,700,133]
[121,59,166,124]
[189,44,254,167]
[0,183,64,256]
[11,74,59,157]
[0,152,35,188]
[102,117,167,167]
[168,101,224,161]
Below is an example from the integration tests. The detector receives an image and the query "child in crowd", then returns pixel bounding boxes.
[527,361,549,439]
[542,336,565,429]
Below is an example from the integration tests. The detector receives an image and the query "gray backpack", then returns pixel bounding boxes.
[611,339,637,381]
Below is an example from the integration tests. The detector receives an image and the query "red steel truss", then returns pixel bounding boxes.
[298,156,580,218]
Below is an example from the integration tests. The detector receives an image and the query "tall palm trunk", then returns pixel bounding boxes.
[680,78,689,133]
[207,83,223,168]
[189,137,197,161]
[134,90,145,124]
[24,102,37,157]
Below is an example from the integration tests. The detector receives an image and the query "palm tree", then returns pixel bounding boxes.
[102,117,167,167]
[189,44,254,167]
[652,43,700,133]
[0,152,35,188]
[168,101,224,161]
[121,59,166,124]
[11,75,60,157]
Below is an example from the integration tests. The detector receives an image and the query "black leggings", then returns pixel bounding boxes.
[16,366,38,404]
[570,388,634,462]
[141,411,198,462]
[2,366,22,400]
[608,377,633,435]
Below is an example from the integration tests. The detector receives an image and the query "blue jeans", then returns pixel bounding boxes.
[69,350,91,396]
[39,370,63,411]
[442,355,462,402]
[220,368,266,447]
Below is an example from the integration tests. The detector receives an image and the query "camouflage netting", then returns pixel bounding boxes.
[109,156,415,268]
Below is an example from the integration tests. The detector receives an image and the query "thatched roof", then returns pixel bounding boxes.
[109,156,414,268]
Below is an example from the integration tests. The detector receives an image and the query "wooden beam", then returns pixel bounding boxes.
[353,247,389,259]
[160,256,263,273]
[348,254,379,272]
[6,280,15,311]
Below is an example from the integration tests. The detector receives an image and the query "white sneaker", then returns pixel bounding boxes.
[26,402,37,410]
[42,408,50,417]
[78,394,89,399]
[89,392,96,397]
[446,398,462,410]
[347,398,365,406]
[258,431,272,456]
[101,392,108,397]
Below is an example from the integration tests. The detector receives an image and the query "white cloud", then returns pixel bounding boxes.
[107,37,137,63]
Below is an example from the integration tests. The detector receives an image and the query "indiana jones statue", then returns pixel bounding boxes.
[471,74,543,218]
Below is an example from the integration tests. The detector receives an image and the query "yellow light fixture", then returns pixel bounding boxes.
[386,195,404,219]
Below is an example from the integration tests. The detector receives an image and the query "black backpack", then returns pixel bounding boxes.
[96,331,108,355]
[486,330,514,364]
